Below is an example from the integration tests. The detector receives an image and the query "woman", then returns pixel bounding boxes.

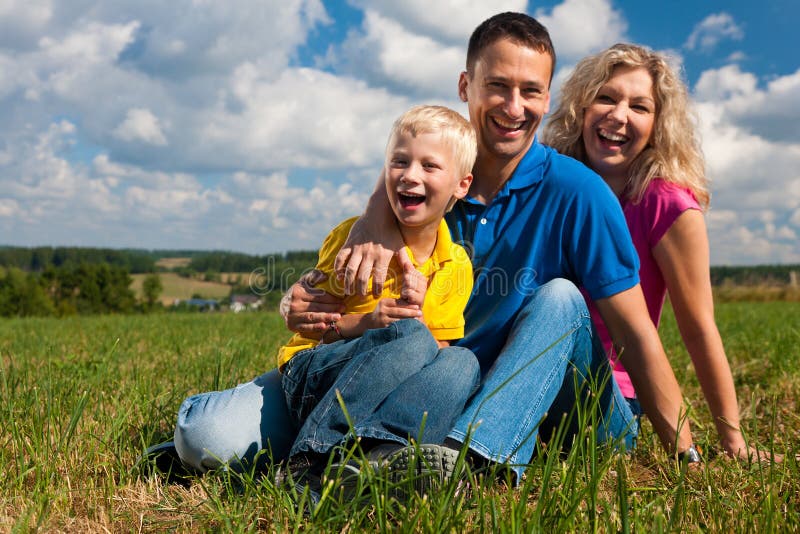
[543,43,760,460]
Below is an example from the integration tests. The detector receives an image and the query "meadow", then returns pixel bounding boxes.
[1,302,798,532]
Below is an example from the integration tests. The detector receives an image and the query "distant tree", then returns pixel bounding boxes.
[142,273,163,310]
[0,268,55,317]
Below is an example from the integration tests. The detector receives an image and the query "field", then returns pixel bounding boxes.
[1,303,799,531]
[130,273,233,305]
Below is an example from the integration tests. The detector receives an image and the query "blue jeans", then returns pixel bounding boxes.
[174,279,636,474]
[448,278,638,479]
[283,319,480,456]
[174,369,295,472]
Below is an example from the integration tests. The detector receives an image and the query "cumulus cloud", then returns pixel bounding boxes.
[333,10,464,98]
[685,12,744,52]
[696,65,800,143]
[346,0,526,44]
[695,67,800,264]
[534,0,627,63]
[113,108,168,146]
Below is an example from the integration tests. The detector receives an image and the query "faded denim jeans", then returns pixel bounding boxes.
[283,318,480,457]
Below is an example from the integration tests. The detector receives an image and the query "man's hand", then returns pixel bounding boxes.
[367,297,422,329]
[281,270,344,336]
[333,170,405,297]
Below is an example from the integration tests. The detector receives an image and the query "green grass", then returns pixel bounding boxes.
[1,303,798,531]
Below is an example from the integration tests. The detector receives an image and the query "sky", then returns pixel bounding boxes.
[0,0,798,265]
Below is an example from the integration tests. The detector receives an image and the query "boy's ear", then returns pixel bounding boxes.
[453,173,473,200]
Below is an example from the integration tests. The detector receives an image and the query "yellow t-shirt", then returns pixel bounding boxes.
[277,217,473,369]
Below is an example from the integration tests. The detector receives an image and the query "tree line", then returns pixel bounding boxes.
[0,264,139,317]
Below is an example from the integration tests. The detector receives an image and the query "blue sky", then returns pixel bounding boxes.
[0,0,798,264]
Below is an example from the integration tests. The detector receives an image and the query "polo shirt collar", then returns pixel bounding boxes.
[460,137,546,207]
[405,219,454,270]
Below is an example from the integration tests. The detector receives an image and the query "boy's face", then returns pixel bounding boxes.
[385,131,472,231]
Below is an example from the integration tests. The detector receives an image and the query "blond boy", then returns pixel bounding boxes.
[279,105,479,494]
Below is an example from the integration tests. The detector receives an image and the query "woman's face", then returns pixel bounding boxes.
[581,65,656,188]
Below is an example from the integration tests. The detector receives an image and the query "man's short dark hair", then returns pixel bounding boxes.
[466,12,556,80]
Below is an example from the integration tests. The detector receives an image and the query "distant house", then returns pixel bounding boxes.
[181,298,219,311]
[230,294,262,313]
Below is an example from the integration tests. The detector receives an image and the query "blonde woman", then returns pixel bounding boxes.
[544,43,770,461]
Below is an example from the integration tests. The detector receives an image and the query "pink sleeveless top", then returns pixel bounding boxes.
[586,178,701,398]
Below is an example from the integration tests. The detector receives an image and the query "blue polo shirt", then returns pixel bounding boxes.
[445,139,639,371]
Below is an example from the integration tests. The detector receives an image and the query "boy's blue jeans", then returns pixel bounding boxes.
[282,318,480,457]
[174,279,637,476]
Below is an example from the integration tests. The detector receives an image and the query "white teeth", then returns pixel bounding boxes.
[598,129,627,142]
[399,191,424,197]
[493,117,524,129]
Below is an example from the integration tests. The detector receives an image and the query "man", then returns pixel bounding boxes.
[169,12,697,479]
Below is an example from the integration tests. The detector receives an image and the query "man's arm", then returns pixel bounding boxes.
[333,171,409,296]
[280,270,344,337]
[595,285,694,454]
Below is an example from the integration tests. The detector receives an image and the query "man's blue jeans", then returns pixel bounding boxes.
[448,278,638,479]
[283,318,480,456]
[174,279,636,475]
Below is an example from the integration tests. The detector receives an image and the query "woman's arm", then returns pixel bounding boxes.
[653,209,763,459]
[333,171,408,296]
[596,286,694,455]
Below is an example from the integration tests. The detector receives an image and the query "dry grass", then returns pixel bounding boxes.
[130,273,232,305]
[154,257,192,269]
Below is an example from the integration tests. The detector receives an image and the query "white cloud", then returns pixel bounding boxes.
[195,65,411,170]
[694,67,800,264]
[346,0,526,44]
[335,10,464,98]
[696,65,800,143]
[0,0,54,50]
[535,0,627,63]
[0,199,20,217]
[113,108,168,146]
[685,12,743,52]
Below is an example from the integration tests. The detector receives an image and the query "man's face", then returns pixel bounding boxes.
[459,38,552,167]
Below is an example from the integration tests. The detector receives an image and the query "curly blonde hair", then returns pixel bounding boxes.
[542,43,708,208]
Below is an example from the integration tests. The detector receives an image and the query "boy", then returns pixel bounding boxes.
[278,105,479,495]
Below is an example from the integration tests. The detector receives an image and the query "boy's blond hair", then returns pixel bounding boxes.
[386,105,477,178]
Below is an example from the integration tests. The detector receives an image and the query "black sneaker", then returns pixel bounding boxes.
[383,443,461,492]
[137,441,197,484]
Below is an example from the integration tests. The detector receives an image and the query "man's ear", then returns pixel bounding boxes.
[458,71,469,102]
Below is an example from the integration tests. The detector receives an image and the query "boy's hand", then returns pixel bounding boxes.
[282,270,344,335]
[400,260,427,309]
[368,298,423,329]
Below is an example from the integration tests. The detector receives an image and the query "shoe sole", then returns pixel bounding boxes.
[384,444,460,494]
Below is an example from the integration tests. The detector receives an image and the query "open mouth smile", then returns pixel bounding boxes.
[597,128,629,147]
[398,191,425,208]
[492,116,527,133]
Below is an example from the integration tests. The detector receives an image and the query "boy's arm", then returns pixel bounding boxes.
[324,299,422,342]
